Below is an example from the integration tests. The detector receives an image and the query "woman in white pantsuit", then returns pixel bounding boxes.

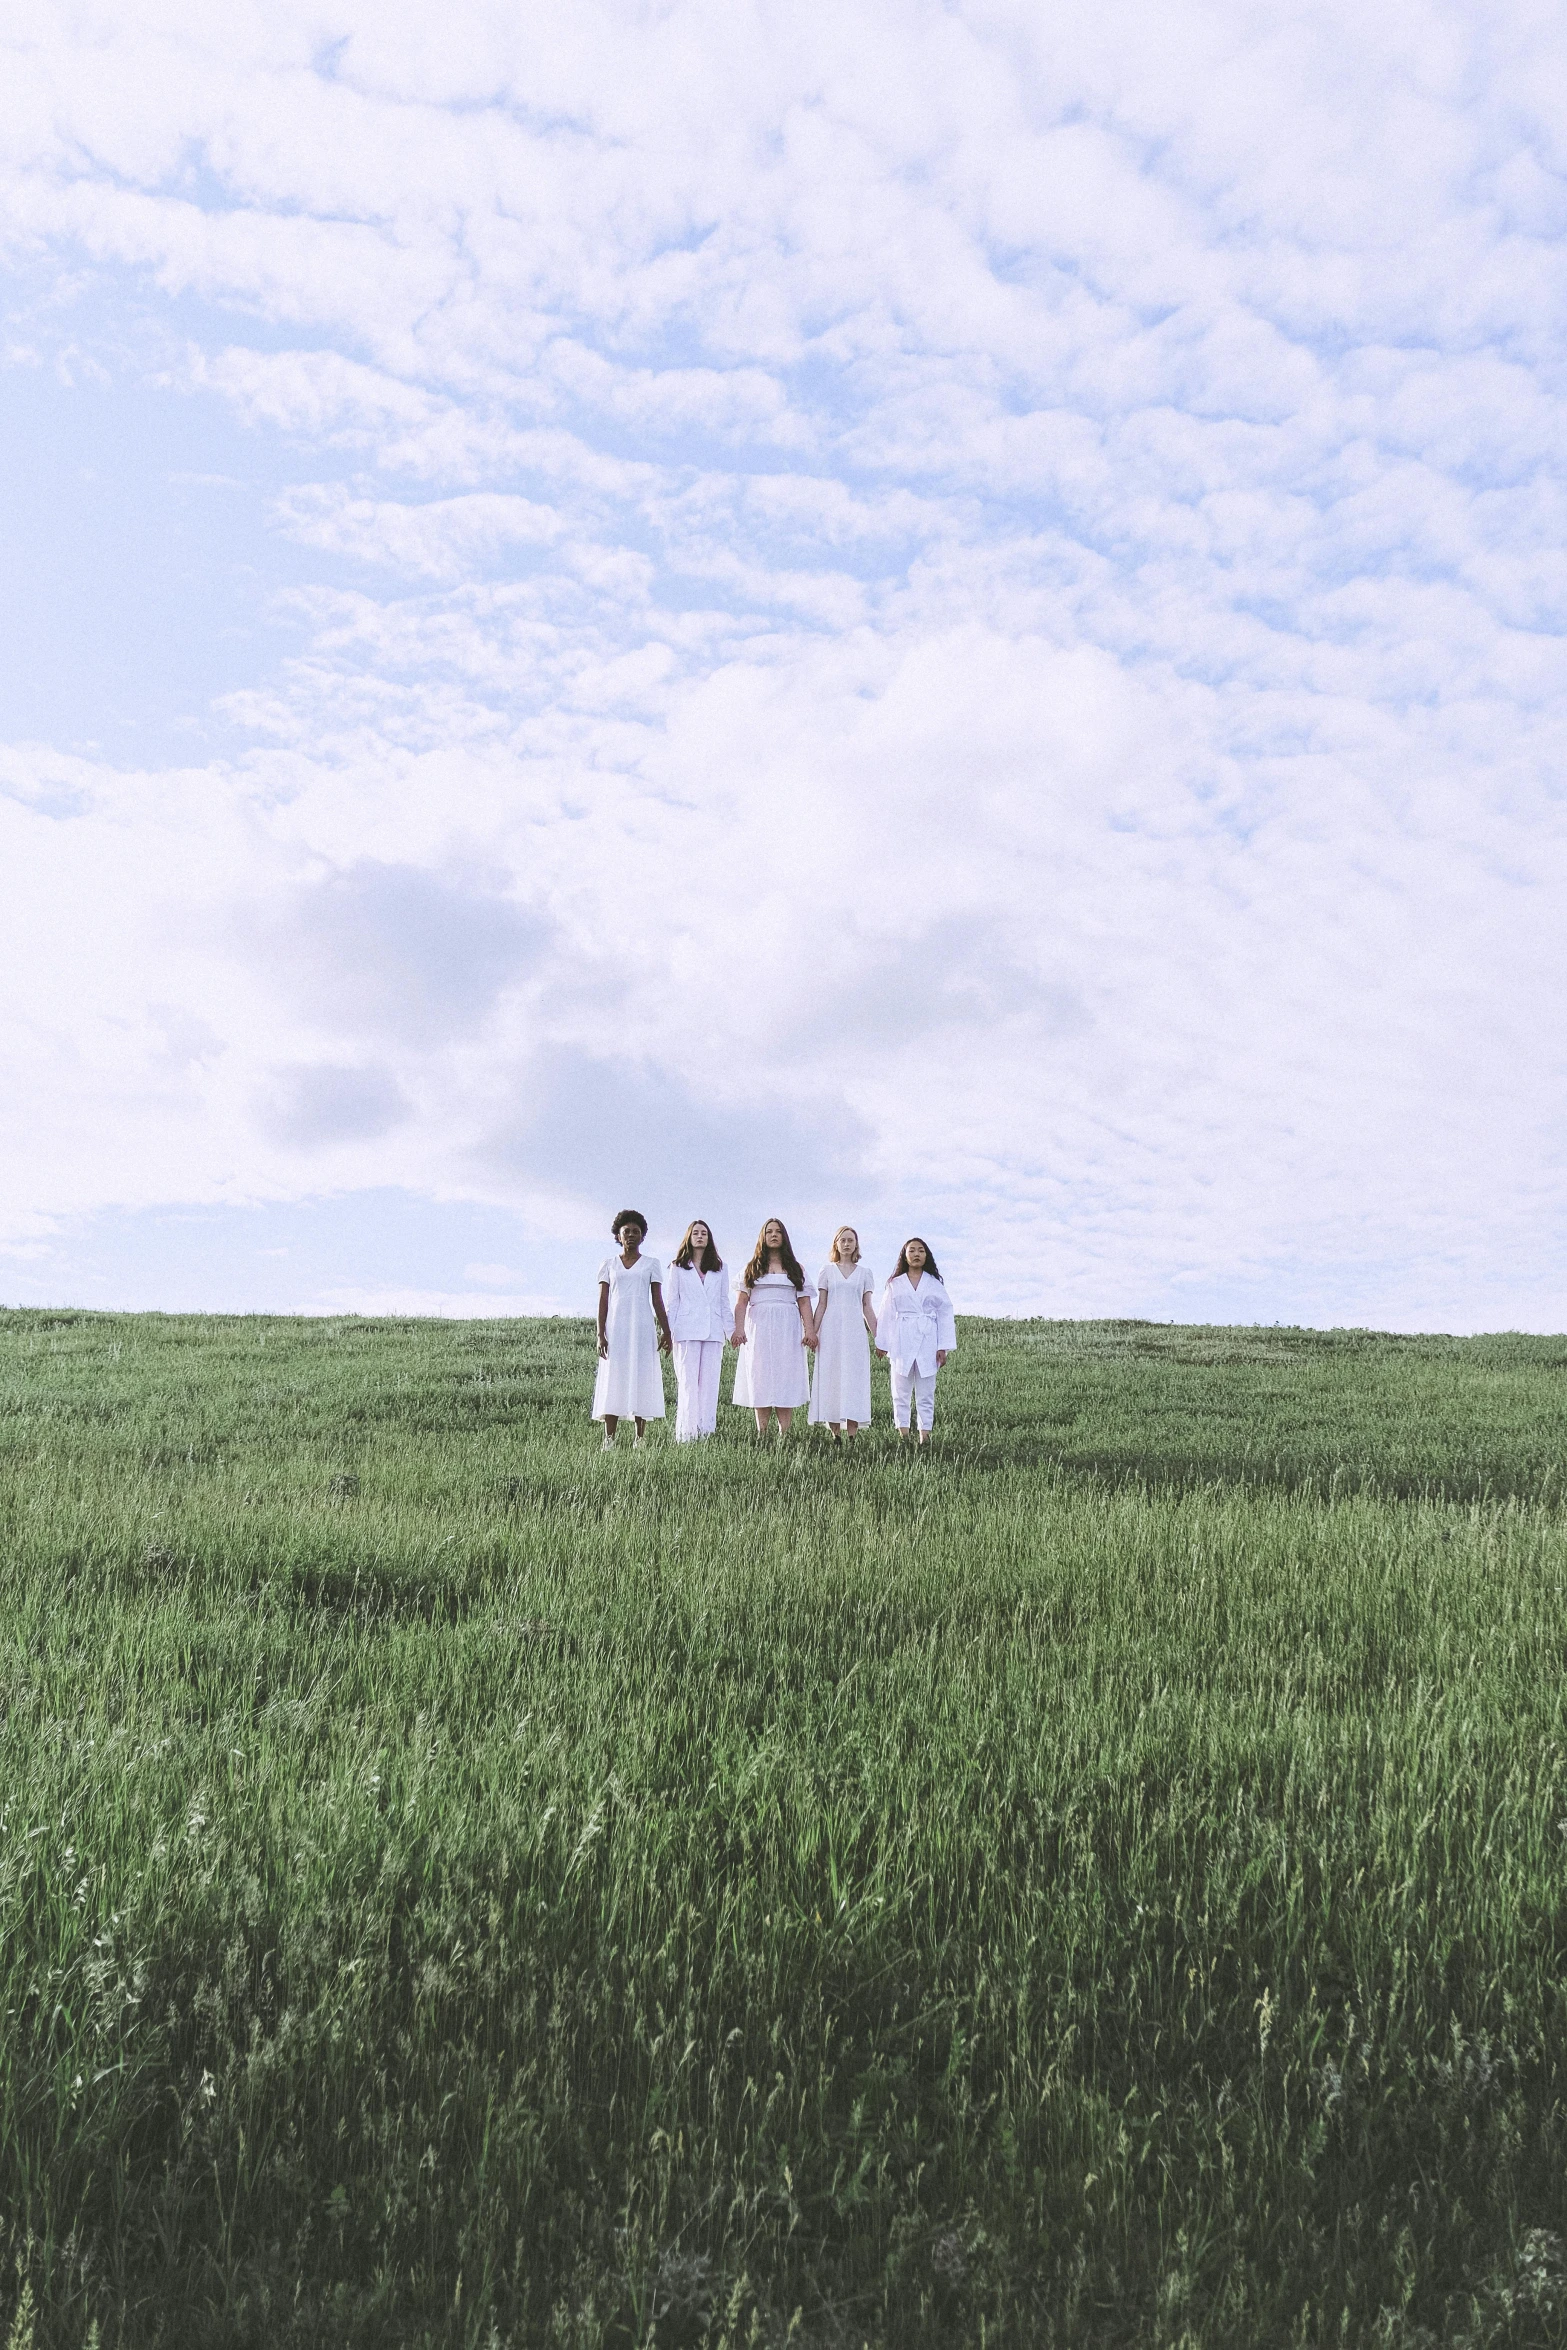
[593,1209,672,1447]
[807,1226,877,1437]
[663,1219,732,1440]
[732,1217,816,1435]
[875,1237,956,1444]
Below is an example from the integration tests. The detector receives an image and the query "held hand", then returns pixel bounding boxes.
[936,1350,949,1367]
[733,1328,747,1346]
[597,1335,609,1359]
[875,1347,888,1359]
[658,1330,672,1354]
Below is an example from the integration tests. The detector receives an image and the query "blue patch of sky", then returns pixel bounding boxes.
[1228,591,1379,649]
[522,397,803,482]
[0,297,449,758]
[152,150,264,214]
[0,356,305,761]
[0,259,1276,751]
[980,242,1053,292]
[147,144,403,232]
[299,42,602,141]
[311,35,353,82]
[0,271,432,752]
[0,1191,578,1316]
[643,220,723,261]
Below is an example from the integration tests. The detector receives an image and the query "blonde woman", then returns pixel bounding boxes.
[807,1225,877,1436]
[731,1217,815,1434]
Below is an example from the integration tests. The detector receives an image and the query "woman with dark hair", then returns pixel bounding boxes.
[731,1216,815,1435]
[875,1237,956,1443]
[663,1219,732,1442]
[593,1209,671,1448]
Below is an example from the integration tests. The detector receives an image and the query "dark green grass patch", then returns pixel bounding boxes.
[2,1309,1566,2346]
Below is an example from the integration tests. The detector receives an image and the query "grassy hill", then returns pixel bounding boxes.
[3,1309,1566,2348]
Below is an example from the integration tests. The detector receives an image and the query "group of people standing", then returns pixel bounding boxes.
[593,1212,957,1448]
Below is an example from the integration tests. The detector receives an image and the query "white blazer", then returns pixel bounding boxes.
[662,1262,733,1343]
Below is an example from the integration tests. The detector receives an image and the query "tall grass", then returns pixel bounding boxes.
[2,1309,1566,2346]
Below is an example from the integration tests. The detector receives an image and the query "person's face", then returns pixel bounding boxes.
[834,1228,857,1262]
[764,1220,785,1251]
[690,1223,710,1255]
[621,1221,646,1250]
[904,1239,928,1272]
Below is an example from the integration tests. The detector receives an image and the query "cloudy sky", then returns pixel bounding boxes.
[2,0,1563,1327]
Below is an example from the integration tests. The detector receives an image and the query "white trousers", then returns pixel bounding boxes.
[890,1364,938,1430]
[673,1339,723,1439]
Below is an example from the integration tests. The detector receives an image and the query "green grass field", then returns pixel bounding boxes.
[4,1308,1567,2349]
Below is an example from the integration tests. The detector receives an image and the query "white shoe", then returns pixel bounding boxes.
[632,1436,645,1449]
[601,1435,615,1451]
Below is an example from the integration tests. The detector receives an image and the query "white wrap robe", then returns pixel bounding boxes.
[876,1272,956,1377]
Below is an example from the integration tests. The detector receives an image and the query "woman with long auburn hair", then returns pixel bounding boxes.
[731,1216,815,1435]
[807,1224,878,1438]
[662,1218,732,1441]
[875,1235,956,1444]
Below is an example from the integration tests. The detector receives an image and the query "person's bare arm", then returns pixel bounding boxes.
[862,1292,878,1342]
[651,1281,672,1354]
[733,1289,749,1346]
[596,1281,611,1358]
[799,1292,818,1351]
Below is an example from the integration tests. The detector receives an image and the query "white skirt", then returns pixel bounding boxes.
[807,1307,873,1424]
[592,1330,666,1419]
[732,1295,810,1409]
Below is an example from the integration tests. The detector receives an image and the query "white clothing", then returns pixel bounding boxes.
[673,1338,723,1439]
[662,1262,733,1343]
[592,1253,666,1421]
[732,1271,811,1409]
[808,1260,876,1425]
[891,1363,938,1431]
[876,1272,956,1378]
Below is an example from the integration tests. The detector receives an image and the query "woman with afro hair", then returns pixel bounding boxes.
[593,1208,671,1447]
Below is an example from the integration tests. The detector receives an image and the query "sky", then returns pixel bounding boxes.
[1,0,1564,1329]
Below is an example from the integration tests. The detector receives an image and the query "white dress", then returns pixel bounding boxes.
[592,1253,666,1420]
[732,1271,811,1409]
[808,1260,875,1424]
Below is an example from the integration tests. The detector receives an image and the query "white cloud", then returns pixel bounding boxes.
[259,1060,412,1146]
[1,0,1563,1325]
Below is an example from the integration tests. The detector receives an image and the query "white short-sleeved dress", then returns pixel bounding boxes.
[807,1260,875,1425]
[732,1271,811,1409]
[592,1253,666,1421]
